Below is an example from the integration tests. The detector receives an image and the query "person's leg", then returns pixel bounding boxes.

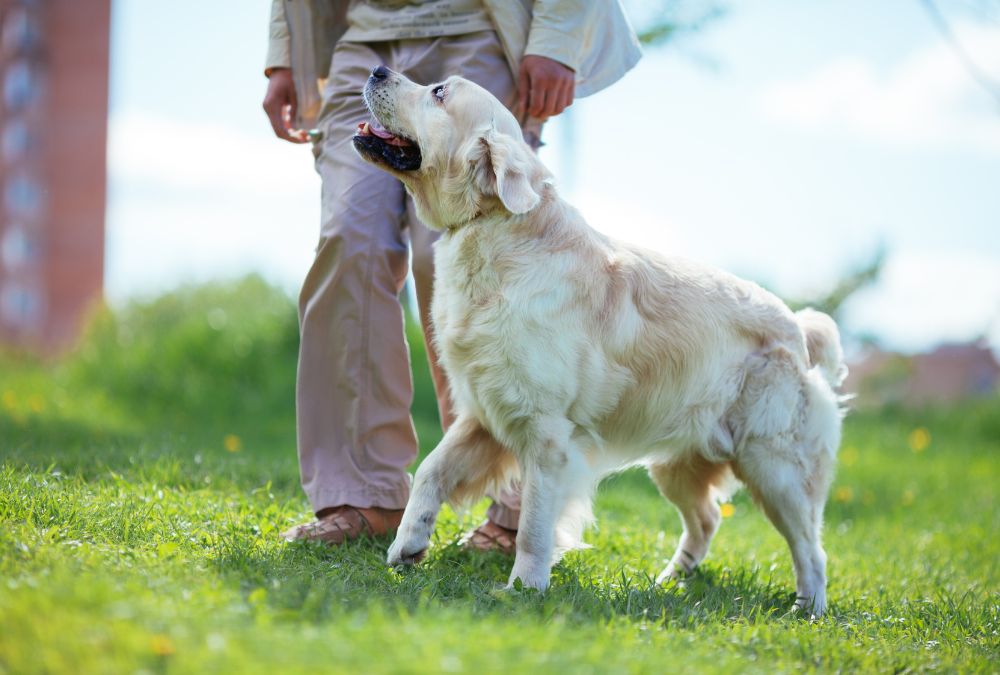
[406,200,455,432]
[287,40,418,541]
[400,31,528,544]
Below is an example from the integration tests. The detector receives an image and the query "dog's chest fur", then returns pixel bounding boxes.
[430,217,603,449]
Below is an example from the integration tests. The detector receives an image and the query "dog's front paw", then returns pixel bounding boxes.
[505,572,550,592]
[656,550,699,584]
[655,566,676,585]
[655,561,690,585]
[386,534,428,567]
[507,557,551,592]
[792,591,826,618]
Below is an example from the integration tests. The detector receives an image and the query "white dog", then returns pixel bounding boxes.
[353,66,846,615]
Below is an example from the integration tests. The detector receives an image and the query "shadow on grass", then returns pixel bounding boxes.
[210,532,796,628]
[2,412,138,474]
[1,409,301,494]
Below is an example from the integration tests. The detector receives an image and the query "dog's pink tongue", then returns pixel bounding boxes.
[369,119,395,140]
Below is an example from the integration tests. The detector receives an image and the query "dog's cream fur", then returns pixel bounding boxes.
[356,70,846,615]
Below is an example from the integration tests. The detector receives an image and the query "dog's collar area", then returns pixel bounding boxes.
[443,208,485,233]
[443,182,553,233]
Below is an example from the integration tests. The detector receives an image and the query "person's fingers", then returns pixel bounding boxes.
[287,125,309,143]
[263,79,291,141]
[524,63,541,118]
[282,84,309,143]
[264,89,307,143]
[544,81,565,119]
[511,97,526,126]
[515,64,530,124]
[518,59,577,121]
[528,78,549,119]
[265,100,293,142]
[286,86,298,131]
[545,81,564,118]
[281,105,308,144]
[553,80,574,117]
[563,78,576,112]
[553,91,567,117]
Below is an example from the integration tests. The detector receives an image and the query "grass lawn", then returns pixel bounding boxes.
[1,279,997,673]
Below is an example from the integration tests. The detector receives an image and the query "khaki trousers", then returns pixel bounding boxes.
[297,30,523,529]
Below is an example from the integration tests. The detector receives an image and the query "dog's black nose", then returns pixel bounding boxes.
[371,65,390,81]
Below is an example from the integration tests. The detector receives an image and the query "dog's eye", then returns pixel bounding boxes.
[432,85,447,102]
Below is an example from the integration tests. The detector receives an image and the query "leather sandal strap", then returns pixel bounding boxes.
[463,520,517,554]
[336,505,375,536]
[300,506,372,543]
[282,505,404,544]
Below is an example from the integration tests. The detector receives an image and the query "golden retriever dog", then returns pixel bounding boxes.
[354,66,846,615]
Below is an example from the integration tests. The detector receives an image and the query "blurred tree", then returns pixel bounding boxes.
[631,0,727,47]
[785,247,887,320]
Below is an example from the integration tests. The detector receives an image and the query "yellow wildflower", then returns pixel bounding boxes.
[834,486,854,503]
[27,394,44,413]
[720,503,735,518]
[840,445,859,467]
[908,427,930,453]
[150,634,175,656]
[223,434,242,453]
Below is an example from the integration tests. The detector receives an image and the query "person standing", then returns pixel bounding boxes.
[263,0,640,550]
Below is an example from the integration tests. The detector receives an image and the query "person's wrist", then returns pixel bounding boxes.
[265,66,290,78]
[522,53,574,73]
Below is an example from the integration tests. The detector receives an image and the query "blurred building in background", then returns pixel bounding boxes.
[846,340,1000,408]
[0,0,110,353]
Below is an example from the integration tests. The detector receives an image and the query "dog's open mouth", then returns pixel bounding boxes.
[353,119,422,171]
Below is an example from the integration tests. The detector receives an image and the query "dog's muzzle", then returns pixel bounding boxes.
[353,66,422,171]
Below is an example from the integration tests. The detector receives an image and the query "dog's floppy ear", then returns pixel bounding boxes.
[468,126,541,215]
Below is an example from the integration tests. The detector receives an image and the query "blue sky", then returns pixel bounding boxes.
[105,0,1000,353]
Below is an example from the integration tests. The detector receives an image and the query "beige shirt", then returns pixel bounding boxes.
[343,0,494,42]
[266,0,643,128]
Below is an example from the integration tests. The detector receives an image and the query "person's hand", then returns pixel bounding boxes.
[515,55,575,123]
[263,68,309,143]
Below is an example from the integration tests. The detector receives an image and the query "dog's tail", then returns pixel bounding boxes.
[795,308,848,389]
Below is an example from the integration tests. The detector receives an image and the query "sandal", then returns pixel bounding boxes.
[281,505,403,545]
[459,519,517,555]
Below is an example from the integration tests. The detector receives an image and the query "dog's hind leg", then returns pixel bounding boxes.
[650,455,730,583]
[734,436,834,616]
[387,416,515,566]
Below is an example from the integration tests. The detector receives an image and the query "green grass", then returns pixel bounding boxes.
[1,278,998,673]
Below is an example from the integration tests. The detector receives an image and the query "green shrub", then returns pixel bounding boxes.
[68,276,300,429]
[60,275,441,448]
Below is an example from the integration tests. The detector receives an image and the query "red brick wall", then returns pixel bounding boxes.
[0,0,110,352]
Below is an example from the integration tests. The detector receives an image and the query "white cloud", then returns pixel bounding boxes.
[759,23,1000,154]
[108,109,319,196]
[105,110,321,301]
[104,193,317,302]
[568,190,688,256]
[842,249,1000,352]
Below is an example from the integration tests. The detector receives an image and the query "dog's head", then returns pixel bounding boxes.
[353,66,546,230]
